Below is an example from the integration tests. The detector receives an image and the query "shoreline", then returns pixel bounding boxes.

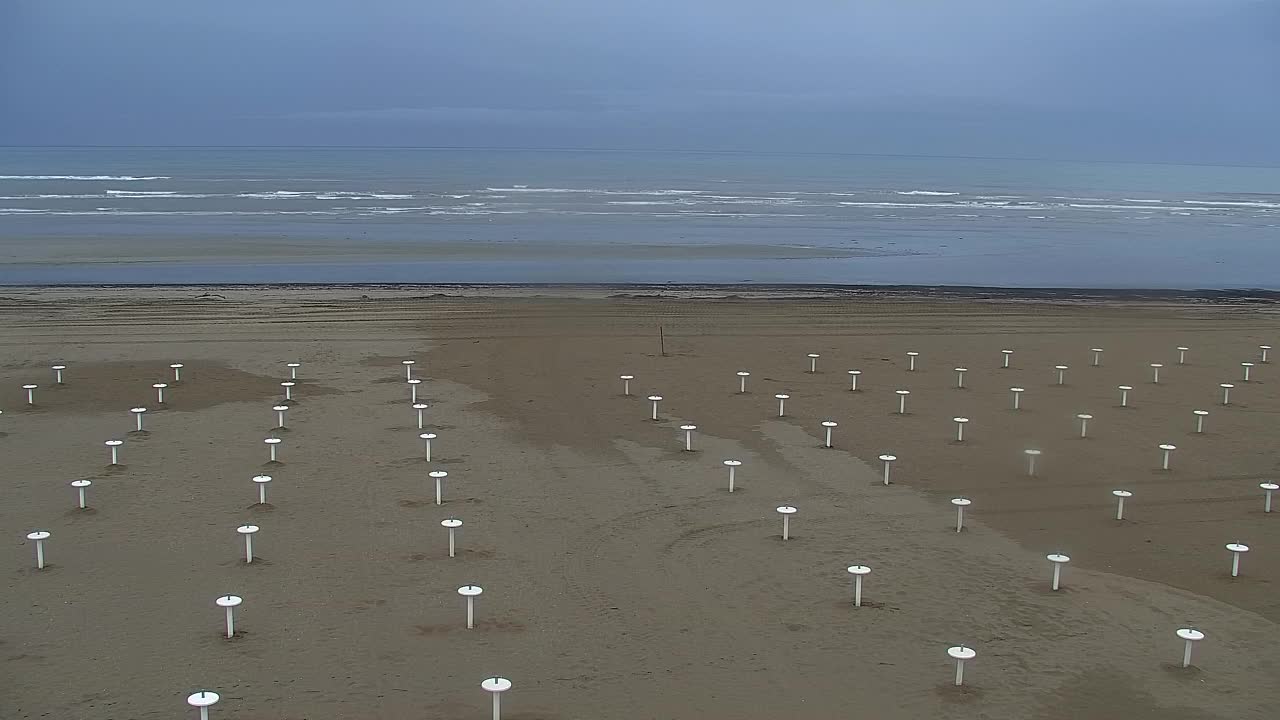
[4,282,1280,304]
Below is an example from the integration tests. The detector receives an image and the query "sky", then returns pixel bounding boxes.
[2,0,1278,164]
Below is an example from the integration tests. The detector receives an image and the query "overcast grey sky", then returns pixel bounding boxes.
[2,1,1277,163]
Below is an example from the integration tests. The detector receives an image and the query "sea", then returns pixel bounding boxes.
[2,147,1278,288]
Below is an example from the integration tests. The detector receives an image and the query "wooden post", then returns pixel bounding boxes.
[659,325,666,357]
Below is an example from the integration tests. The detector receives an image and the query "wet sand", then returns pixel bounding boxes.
[2,287,1279,719]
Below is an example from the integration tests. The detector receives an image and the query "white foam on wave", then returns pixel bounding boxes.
[1122,198,1163,203]
[485,186,702,196]
[0,175,170,181]
[545,209,808,219]
[0,194,105,200]
[315,192,415,200]
[1184,199,1280,209]
[1051,196,1109,202]
[1,192,220,200]
[1067,203,1210,212]
[896,190,959,196]
[704,195,801,204]
[339,206,528,217]
[839,200,1048,210]
[238,191,312,199]
[0,208,345,216]
[607,200,697,206]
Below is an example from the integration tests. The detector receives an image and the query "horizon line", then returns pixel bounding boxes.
[2,145,1278,171]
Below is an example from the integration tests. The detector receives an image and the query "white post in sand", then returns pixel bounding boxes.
[948,646,976,686]
[1261,483,1278,513]
[52,365,66,384]
[847,565,871,606]
[1055,365,1069,385]
[105,439,123,465]
[1001,349,1013,368]
[442,517,462,557]
[822,421,838,448]
[847,370,861,391]
[186,691,219,720]
[402,360,416,380]
[287,362,301,379]
[1241,362,1254,382]
[1193,409,1208,433]
[1220,383,1234,405]
[1226,542,1249,577]
[680,424,697,452]
[1090,348,1104,366]
[895,389,910,415]
[1010,387,1025,410]
[954,367,967,389]
[879,454,896,485]
[413,403,429,429]
[23,384,37,404]
[102,438,124,466]
[27,531,50,569]
[953,417,969,442]
[648,395,663,421]
[951,497,971,532]
[71,479,92,509]
[723,460,741,492]
[430,471,448,505]
[807,353,820,373]
[1261,345,1272,363]
[776,505,797,540]
[1176,628,1204,668]
[237,525,259,563]
[619,375,634,396]
[906,351,919,371]
[1025,449,1041,477]
[775,394,789,418]
[1159,444,1177,471]
[273,405,289,429]
[1118,385,1133,408]
[1047,553,1070,590]
[131,407,147,431]
[1077,414,1093,438]
[1177,346,1189,364]
[408,378,422,403]
[1151,363,1163,384]
[1112,490,1132,520]
[252,475,272,504]
[215,595,242,639]
[280,381,295,401]
[152,382,169,404]
[170,363,184,382]
[482,677,511,720]
[458,585,483,629]
[264,437,282,463]
[419,433,437,462]
[737,371,750,394]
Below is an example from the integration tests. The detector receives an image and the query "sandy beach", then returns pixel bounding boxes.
[3,286,1279,720]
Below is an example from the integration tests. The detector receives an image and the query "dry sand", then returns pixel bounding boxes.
[2,287,1279,720]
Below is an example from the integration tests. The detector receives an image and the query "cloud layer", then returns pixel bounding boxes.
[2,0,1277,163]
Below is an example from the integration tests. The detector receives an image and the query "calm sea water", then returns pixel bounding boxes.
[2,147,1278,287]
